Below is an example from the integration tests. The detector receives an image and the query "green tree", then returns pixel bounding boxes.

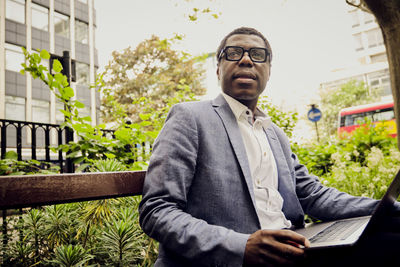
[102,35,206,124]
[258,96,298,138]
[318,80,380,137]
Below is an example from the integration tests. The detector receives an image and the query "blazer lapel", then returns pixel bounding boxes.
[264,126,303,224]
[212,95,258,213]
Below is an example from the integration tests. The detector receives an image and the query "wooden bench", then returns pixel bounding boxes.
[0,171,146,210]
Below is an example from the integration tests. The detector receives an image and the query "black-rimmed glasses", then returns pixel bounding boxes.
[218,46,269,63]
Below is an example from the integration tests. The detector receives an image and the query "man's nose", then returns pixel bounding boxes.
[239,51,253,66]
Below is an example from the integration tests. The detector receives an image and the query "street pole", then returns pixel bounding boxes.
[50,51,75,173]
[308,104,322,143]
[61,51,75,173]
[314,121,320,143]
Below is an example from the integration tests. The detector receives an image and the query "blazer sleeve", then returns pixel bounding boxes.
[139,103,249,267]
[272,125,379,221]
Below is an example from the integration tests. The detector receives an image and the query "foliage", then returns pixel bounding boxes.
[3,199,156,266]
[318,80,381,137]
[21,48,155,170]
[102,35,206,124]
[0,151,59,175]
[48,244,94,267]
[176,0,222,21]
[294,122,399,199]
[259,96,298,138]
[292,141,338,177]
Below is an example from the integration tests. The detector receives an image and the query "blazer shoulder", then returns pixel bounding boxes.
[170,100,214,117]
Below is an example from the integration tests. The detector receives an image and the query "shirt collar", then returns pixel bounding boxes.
[222,93,272,128]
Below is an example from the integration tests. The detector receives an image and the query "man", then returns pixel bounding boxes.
[139,27,380,266]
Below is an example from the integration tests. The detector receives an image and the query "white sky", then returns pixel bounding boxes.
[94,0,359,141]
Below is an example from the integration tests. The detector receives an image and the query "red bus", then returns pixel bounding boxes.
[338,100,397,138]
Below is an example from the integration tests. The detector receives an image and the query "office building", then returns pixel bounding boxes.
[0,0,99,126]
[320,6,391,98]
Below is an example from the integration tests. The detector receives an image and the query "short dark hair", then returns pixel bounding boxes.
[216,27,272,64]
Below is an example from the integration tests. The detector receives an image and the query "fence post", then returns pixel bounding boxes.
[1,122,5,159]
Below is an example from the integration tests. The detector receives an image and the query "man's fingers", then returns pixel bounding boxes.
[270,239,305,258]
[274,229,310,248]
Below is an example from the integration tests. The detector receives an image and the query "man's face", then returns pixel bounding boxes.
[217,34,270,110]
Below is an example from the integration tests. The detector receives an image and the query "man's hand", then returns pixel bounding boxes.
[243,229,310,266]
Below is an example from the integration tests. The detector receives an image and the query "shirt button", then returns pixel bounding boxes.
[264,151,267,156]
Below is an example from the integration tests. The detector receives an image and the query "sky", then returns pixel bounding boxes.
[94,0,359,142]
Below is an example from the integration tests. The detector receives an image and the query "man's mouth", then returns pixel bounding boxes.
[233,72,256,82]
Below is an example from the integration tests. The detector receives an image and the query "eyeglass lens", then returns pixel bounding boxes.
[225,47,266,62]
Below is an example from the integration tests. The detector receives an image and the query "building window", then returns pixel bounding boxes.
[54,11,70,38]
[368,70,391,96]
[75,20,88,44]
[367,28,384,48]
[32,3,49,31]
[353,33,363,51]
[6,0,25,24]
[371,53,387,63]
[32,99,50,123]
[364,11,375,24]
[5,96,25,121]
[76,62,89,85]
[5,43,25,72]
[350,10,360,27]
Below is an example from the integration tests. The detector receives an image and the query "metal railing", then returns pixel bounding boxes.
[0,119,71,172]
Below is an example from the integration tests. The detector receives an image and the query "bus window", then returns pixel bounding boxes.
[344,113,366,126]
[373,109,395,121]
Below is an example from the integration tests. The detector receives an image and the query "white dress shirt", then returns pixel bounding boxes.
[223,93,292,229]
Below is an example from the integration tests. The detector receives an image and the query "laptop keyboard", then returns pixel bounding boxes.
[309,219,366,243]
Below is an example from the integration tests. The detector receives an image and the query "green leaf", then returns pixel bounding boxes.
[40,49,50,60]
[82,116,92,122]
[140,121,152,127]
[5,151,18,160]
[104,153,116,159]
[29,159,41,165]
[60,109,71,117]
[63,87,75,98]
[74,101,85,109]
[139,113,151,121]
[75,163,90,172]
[52,59,63,73]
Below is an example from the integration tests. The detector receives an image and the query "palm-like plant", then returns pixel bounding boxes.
[5,240,35,267]
[78,159,125,248]
[49,244,93,267]
[100,219,144,266]
[24,208,45,259]
[44,205,73,251]
[89,158,127,173]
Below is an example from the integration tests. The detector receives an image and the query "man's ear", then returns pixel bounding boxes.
[216,66,220,80]
[267,64,271,81]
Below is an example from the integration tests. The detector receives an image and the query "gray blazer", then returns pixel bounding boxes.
[139,94,378,267]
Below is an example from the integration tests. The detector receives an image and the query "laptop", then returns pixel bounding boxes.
[294,169,400,250]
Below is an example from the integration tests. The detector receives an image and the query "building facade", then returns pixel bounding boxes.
[0,0,99,126]
[320,6,391,98]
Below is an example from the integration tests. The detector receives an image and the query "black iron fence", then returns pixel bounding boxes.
[0,119,73,173]
[0,119,151,174]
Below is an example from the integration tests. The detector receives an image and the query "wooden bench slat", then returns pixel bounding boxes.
[0,171,146,209]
